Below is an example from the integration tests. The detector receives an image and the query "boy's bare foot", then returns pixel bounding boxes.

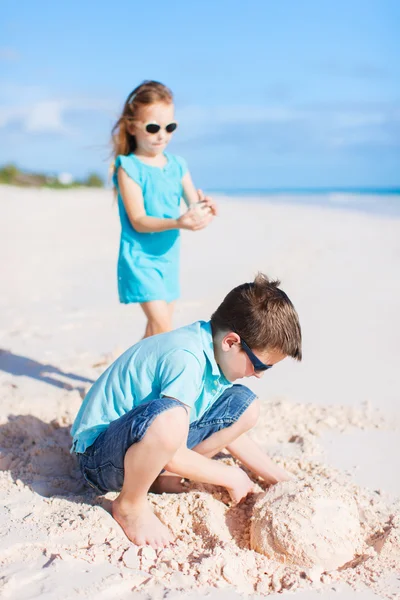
[149,475,185,494]
[112,499,173,547]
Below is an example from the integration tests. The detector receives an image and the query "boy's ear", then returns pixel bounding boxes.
[221,332,240,351]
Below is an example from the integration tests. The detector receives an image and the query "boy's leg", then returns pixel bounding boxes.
[153,386,260,492]
[140,300,172,338]
[78,399,189,547]
[176,386,289,484]
[112,404,188,547]
[191,398,260,458]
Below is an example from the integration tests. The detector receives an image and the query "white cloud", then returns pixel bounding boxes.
[178,105,299,126]
[332,112,386,128]
[178,103,397,129]
[25,101,70,134]
[175,102,400,149]
[176,105,302,143]
[1,81,399,152]
[0,100,70,134]
[0,83,117,135]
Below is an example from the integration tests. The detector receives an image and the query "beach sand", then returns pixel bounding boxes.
[1,186,399,599]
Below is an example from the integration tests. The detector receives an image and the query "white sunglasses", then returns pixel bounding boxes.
[141,121,178,134]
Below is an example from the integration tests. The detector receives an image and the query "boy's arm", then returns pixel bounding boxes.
[161,394,253,503]
[165,441,254,504]
[226,433,293,484]
[159,352,253,503]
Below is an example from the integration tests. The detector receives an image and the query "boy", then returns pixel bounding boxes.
[71,274,302,548]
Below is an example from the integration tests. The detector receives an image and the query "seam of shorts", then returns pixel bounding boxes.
[191,392,257,430]
[84,461,124,474]
[134,398,185,443]
[85,398,185,459]
[82,461,125,495]
[191,417,236,429]
[82,470,104,494]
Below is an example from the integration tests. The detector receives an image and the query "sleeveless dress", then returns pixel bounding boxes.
[113,152,187,304]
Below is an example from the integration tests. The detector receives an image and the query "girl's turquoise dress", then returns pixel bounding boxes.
[113,152,187,304]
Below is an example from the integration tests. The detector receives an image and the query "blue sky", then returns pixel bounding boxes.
[1,0,399,188]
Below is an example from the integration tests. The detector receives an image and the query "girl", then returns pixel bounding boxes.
[112,80,216,338]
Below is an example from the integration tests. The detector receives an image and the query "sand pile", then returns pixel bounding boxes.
[250,480,362,572]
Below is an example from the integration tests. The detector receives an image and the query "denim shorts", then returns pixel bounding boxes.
[76,384,256,495]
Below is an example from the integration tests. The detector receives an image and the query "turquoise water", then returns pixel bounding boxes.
[211,188,400,218]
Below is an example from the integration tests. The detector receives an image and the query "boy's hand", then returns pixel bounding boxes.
[225,467,255,504]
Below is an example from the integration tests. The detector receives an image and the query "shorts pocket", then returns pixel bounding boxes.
[83,462,124,494]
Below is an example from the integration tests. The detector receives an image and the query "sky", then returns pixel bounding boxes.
[1,0,399,189]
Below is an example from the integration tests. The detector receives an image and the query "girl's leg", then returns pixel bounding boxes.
[143,320,151,339]
[112,404,188,547]
[168,300,176,319]
[140,300,172,338]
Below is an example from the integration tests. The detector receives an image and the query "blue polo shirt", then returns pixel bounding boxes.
[71,321,232,454]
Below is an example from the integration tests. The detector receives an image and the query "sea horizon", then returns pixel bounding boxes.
[210,187,400,218]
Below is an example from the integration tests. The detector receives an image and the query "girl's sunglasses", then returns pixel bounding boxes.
[240,338,273,373]
[144,121,178,135]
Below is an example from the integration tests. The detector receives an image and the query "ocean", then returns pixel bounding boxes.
[211,188,400,218]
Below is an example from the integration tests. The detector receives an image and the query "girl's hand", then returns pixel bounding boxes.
[178,206,213,231]
[197,189,218,216]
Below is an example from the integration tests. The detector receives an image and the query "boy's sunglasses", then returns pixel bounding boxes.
[144,121,178,135]
[240,338,273,373]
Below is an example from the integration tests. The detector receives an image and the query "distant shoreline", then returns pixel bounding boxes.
[209,188,400,218]
[211,187,400,196]
[0,164,104,189]
[0,182,104,190]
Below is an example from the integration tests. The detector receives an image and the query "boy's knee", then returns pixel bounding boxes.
[148,404,188,451]
[238,398,260,431]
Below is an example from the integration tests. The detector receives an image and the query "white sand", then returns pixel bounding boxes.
[0,186,400,600]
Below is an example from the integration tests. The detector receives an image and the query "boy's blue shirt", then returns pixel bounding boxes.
[71,321,232,454]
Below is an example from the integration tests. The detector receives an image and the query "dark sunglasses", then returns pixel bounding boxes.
[240,338,273,373]
[144,122,178,134]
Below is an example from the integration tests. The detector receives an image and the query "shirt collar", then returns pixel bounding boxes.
[200,321,230,384]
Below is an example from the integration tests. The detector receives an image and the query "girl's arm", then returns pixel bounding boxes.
[118,167,178,233]
[182,171,201,207]
[118,168,210,233]
[182,172,218,216]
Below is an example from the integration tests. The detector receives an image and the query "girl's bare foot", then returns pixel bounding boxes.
[149,475,185,494]
[112,499,173,547]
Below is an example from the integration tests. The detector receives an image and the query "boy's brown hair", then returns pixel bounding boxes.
[211,273,302,360]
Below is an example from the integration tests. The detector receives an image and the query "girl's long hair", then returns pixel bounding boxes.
[111,80,174,160]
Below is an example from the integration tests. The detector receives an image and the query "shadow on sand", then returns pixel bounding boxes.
[0,414,111,513]
[0,349,94,396]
